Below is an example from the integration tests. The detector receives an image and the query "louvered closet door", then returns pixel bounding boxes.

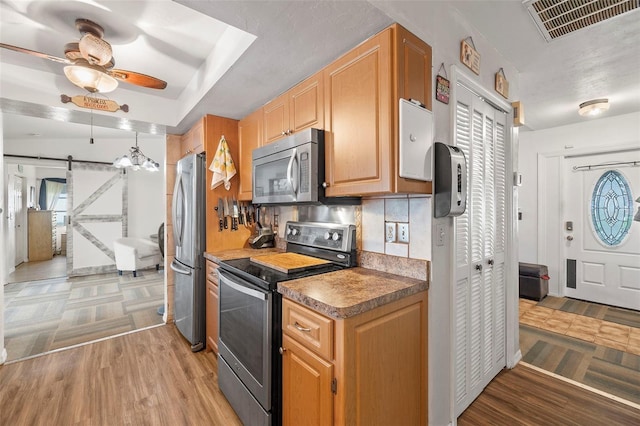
[453,84,507,417]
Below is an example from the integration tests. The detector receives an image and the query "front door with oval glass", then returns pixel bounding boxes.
[564,150,640,310]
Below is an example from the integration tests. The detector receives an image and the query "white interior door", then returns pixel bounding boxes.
[67,163,128,277]
[7,175,16,268]
[564,151,640,310]
[453,84,507,417]
[13,176,25,265]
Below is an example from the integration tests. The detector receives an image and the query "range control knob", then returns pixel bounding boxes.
[286,227,292,235]
[324,231,331,240]
[291,228,299,236]
[332,232,341,241]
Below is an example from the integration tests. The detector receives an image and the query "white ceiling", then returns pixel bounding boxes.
[2,0,639,140]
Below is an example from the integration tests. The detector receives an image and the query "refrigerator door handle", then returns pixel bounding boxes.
[170,259,192,276]
[172,173,185,247]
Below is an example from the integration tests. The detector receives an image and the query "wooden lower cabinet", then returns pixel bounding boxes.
[282,335,334,426]
[281,291,428,425]
[205,260,219,354]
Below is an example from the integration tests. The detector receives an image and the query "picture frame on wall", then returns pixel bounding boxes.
[460,38,480,75]
[495,68,509,99]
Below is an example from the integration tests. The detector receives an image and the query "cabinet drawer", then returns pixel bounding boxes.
[205,260,219,285]
[283,298,333,360]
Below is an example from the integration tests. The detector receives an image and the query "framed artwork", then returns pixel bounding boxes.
[460,39,480,75]
[436,75,450,104]
[495,68,509,99]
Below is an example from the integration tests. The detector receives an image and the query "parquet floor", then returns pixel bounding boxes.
[4,270,164,362]
[520,297,640,406]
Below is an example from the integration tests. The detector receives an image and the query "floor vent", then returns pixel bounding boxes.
[524,0,640,41]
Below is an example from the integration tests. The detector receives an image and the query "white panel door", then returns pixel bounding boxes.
[564,151,640,310]
[453,84,507,417]
[67,163,128,277]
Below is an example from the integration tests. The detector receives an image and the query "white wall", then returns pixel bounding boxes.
[1,113,6,364]
[519,111,640,262]
[367,3,522,425]
[4,133,165,240]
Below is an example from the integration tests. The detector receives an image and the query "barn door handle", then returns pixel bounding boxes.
[475,264,483,272]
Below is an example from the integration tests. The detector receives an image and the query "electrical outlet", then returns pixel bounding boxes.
[436,224,445,246]
[398,223,409,243]
[385,222,396,242]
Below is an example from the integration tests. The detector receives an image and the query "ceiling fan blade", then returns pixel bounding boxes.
[0,43,71,64]
[108,69,167,90]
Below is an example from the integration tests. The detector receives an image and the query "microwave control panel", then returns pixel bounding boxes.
[299,152,309,194]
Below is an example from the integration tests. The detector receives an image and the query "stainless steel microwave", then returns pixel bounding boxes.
[252,128,324,204]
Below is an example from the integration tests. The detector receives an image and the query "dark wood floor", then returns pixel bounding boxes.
[2,324,638,425]
[459,364,640,425]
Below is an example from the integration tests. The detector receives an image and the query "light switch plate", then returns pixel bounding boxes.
[436,224,445,246]
[398,223,409,243]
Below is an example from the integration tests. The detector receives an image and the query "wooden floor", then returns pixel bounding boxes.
[0,325,242,425]
[459,364,640,425]
[2,324,638,425]
[7,255,67,284]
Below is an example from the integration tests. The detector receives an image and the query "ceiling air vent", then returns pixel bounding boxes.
[524,0,639,42]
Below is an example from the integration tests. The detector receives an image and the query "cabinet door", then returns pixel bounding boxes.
[290,71,323,134]
[282,334,333,426]
[206,279,219,354]
[263,92,289,144]
[396,25,432,110]
[238,108,263,200]
[324,28,393,196]
[180,118,204,156]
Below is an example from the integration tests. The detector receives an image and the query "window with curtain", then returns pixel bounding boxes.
[39,178,67,225]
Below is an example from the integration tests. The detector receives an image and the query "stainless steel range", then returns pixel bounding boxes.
[217,221,356,426]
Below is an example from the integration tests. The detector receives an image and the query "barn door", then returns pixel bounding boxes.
[453,83,507,417]
[67,163,128,277]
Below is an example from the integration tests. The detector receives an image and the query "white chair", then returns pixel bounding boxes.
[113,237,162,277]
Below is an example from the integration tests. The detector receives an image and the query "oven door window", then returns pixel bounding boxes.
[219,272,272,407]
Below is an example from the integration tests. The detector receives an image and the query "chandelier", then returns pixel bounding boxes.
[113,132,159,172]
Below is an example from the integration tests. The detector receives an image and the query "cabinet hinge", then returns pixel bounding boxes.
[331,378,337,394]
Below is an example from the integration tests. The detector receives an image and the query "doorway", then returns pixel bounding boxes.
[563,151,640,310]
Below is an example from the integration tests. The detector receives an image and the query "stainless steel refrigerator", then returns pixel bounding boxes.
[171,153,206,352]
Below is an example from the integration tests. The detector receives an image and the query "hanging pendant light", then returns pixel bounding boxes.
[113,132,159,172]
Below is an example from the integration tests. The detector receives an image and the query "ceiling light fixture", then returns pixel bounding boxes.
[578,98,610,117]
[113,132,159,172]
[64,59,118,93]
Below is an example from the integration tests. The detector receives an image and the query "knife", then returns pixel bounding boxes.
[216,198,224,231]
[223,197,230,229]
[231,196,239,231]
[238,201,245,226]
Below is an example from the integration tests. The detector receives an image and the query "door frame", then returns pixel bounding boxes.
[449,65,519,417]
[538,144,640,298]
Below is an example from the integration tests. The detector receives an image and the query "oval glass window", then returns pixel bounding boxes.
[590,170,633,246]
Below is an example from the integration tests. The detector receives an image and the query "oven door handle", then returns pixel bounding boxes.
[220,274,268,300]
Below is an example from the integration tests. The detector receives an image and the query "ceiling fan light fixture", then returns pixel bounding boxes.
[578,98,610,117]
[79,33,112,66]
[64,60,118,93]
[113,155,133,168]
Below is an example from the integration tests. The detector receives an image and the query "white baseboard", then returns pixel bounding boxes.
[0,347,7,365]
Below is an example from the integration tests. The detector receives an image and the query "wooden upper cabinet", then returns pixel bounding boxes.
[290,71,323,134]
[395,25,432,110]
[324,24,432,197]
[238,108,263,200]
[180,117,204,156]
[263,71,324,144]
[324,28,393,196]
[263,92,289,144]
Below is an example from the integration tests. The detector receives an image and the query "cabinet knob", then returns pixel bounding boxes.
[281,131,287,136]
[322,182,328,188]
[279,347,286,355]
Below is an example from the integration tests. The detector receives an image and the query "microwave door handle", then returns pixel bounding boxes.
[287,148,299,196]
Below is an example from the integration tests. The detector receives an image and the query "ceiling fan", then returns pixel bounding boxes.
[0,18,167,93]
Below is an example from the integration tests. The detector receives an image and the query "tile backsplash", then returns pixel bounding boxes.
[274,196,432,261]
[362,196,432,261]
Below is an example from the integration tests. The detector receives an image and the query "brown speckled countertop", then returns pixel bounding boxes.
[277,267,428,319]
[204,247,282,263]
